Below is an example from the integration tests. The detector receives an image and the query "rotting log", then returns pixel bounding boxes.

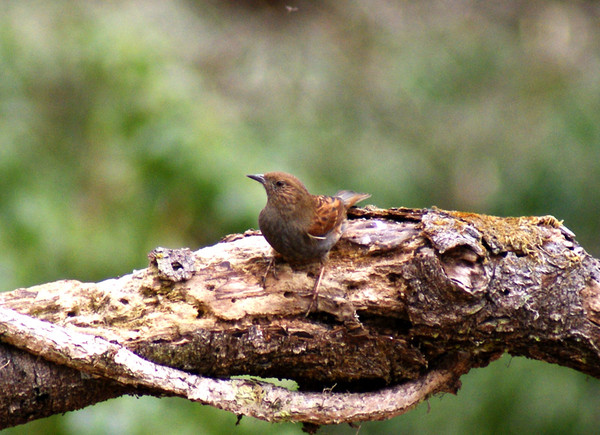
[1,206,600,430]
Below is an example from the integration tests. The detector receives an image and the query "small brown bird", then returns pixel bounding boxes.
[247,171,370,313]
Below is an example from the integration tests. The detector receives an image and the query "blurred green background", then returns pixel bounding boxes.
[2,0,600,433]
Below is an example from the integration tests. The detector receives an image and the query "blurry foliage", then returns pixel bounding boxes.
[1,0,600,433]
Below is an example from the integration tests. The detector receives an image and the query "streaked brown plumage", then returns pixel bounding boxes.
[247,171,370,313]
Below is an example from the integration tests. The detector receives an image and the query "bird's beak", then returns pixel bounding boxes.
[247,174,265,184]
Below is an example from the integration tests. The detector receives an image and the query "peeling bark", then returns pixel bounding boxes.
[1,207,599,430]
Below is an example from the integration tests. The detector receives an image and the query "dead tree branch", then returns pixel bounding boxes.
[1,207,600,430]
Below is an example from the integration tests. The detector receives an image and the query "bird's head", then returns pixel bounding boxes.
[247,172,311,209]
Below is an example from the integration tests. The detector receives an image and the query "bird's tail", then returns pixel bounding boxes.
[335,190,371,208]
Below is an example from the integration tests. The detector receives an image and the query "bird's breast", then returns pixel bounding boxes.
[258,206,339,262]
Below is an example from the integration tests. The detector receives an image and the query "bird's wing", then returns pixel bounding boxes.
[306,195,345,238]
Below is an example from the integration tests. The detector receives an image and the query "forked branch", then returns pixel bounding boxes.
[1,207,600,430]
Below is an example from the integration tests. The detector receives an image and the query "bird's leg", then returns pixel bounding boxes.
[261,254,279,287]
[305,261,325,316]
[261,256,273,287]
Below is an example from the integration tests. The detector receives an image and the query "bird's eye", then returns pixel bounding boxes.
[275,180,285,187]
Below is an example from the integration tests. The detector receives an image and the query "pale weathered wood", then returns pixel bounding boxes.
[1,206,599,430]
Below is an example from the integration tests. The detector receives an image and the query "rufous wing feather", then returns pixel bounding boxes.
[306,195,345,238]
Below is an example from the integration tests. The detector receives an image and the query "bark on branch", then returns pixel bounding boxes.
[1,207,600,430]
